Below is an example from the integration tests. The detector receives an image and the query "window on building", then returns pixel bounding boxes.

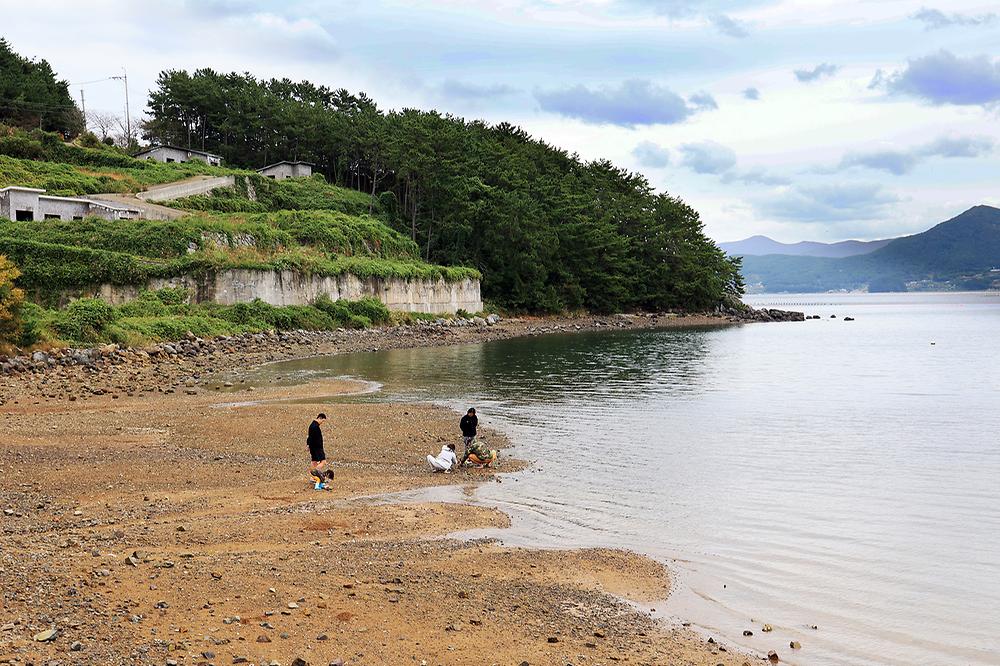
[15,209,32,221]
[73,216,83,220]
[44,214,61,220]
[166,158,175,163]
[268,175,276,179]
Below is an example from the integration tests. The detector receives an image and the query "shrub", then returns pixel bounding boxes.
[345,297,391,325]
[0,254,25,344]
[60,298,114,342]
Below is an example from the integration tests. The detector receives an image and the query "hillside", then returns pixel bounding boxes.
[740,205,1000,292]
[139,67,744,313]
[2,38,747,317]
[719,235,891,258]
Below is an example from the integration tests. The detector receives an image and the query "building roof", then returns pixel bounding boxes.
[257,160,316,172]
[134,144,223,160]
[2,186,137,213]
[0,186,46,194]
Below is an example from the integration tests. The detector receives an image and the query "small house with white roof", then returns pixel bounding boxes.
[257,160,314,180]
[0,186,141,222]
[134,144,223,167]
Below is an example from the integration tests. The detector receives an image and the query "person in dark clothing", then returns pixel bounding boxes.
[307,413,331,490]
[459,408,478,466]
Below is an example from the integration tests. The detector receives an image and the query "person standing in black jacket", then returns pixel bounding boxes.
[307,413,331,490]
[459,408,478,466]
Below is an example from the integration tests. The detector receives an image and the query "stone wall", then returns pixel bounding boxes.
[82,269,483,314]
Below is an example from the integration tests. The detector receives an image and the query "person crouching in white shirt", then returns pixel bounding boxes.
[427,443,458,473]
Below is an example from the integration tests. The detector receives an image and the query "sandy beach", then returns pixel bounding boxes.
[1,318,762,666]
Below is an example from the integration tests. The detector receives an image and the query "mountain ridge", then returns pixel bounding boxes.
[719,235,891,258]
[737,205,1000,293]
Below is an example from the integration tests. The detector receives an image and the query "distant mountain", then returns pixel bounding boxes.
[739,205,1000,293]
[719,234,891,258]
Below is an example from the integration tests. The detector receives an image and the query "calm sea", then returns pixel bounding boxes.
[248,292,1000,665]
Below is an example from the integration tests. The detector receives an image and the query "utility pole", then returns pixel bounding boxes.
[123,68,130,143]
[111,67,131,146]
[79,89,86,128]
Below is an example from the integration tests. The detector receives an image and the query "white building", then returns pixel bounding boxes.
[0,186,141,222]
[134,144,223,167]
[257,160,314,180]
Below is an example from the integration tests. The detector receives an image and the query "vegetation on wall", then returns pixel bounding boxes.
[0,211,479,293]
[15,288,394,348]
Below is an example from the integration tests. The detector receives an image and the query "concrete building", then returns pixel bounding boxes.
[133,144,223,166]
[0,186,141,222]
[257,160,314,180]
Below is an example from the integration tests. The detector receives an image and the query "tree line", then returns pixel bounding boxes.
[0,39,84,137]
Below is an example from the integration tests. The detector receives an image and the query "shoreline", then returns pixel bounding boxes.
[0,313,805,665]
[0,308,802,406]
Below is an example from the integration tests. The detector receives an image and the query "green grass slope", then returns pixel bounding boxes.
[0,211,479,295]
[0,126,241,195]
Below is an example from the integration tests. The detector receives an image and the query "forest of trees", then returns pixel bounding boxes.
[0,39,83,137]
[143,69,743,312]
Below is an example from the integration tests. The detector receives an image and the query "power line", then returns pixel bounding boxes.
[69,77,116,86]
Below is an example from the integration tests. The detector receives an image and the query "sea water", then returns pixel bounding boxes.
[248,292,1000,665]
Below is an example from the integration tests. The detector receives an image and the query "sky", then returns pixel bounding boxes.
[4,0,1000,243]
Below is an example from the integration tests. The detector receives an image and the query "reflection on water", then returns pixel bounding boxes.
[249,292,1000,666]
[263,328,715,406]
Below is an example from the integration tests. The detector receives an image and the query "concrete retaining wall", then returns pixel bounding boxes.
[139,176,235,202]
[81,269,483,314]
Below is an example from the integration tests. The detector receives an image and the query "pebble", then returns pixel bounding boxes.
[790,641,801,649]
[768,650,780,663]
[33,628,58,642]
[69,641,83,651]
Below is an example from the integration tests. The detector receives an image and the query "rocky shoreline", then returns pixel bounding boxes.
[0,307,803,405]
[0,307,806,665]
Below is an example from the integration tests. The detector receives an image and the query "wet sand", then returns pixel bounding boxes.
[1,367,758,665]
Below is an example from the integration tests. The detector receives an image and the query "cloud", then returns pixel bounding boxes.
[688,91,718,110]
[838,150,918,176]
[794,63,839,82]
[632,141,671,167]
[760,183,899,223]
[439,80,518,101]
[835,135,994,175]
[179,3,340,61]
[922,135,996,158]
[711,14,749,38]
[535,79,708,127]
[722,167,791,186]
[879,50,1000,106]
[912,7,997,30]
[617,0,770,18]
[743,87,760,100]
[679,141,737,174]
